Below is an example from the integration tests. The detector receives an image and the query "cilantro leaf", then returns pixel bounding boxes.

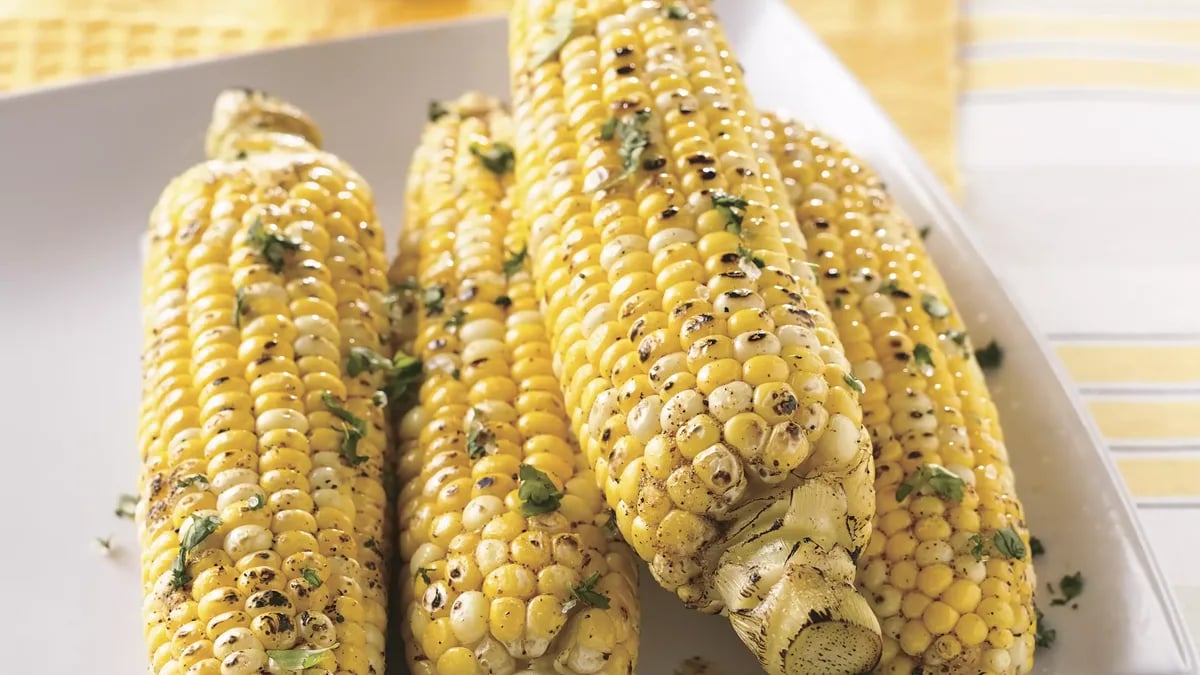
[598,111,652,188]
[347,347,394,377]
[247,494,264,510]
[1030,536,1045,557]
[422,285,446,316]
[467,421,496,460]
[843,373,866,395]
[170,514,221,590]
[177,475,209,489]
[736,244,764,269]
[968,533,986,561]
[247,219,301,273]
[993,526,1027,560]
[301,568,322,588]
[503,245,528,277]
[416,567,433,584]
[321,391,369,466]
[913,343,935,371]
[444,310,467,330]
[428,100,449,122]
[470,142,515,175]
[234,286,248,328]
[711,191,748,234]
[518,464,563,516]
[266,644,338,671]
[494,295,513,308]
[115,493,138,519]
[976,340,1004,369]
[1050,571,1084,606]
[921,293,951,318]
[562,571,610,613]
[665,5,691,19]
[919,225,932,240]
[1034,604,1057,648]
[896,463,965,502]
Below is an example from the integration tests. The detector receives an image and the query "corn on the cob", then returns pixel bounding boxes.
[393,93,640,675]
[762,112,1037,675]
[137,89,392,675]
[509,2,881,672]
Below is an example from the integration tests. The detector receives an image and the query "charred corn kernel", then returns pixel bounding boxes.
[763,113,1037,674]
[510,3,881,673]
[394,94,639,674]
[138,90,390,675]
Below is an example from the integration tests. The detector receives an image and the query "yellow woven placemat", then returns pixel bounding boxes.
[0,0,957,186]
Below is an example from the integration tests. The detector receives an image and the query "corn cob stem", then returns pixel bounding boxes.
[138,89,392,675]
[762,112,1037,675]
[509,2,881,672]
[392,93,640,675]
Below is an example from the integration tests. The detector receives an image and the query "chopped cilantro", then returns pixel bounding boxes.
[562,571,610,613]
[266,644,338,670]
[428,100,449,122]
[170,514,221,590]
[711,191,748,234]
[301,568,322,588]
[921,292,951,318]
[993,526,1026,560]
[115,493,138,519]
[896,463,965,502]
[1050,571,1084,606]
[321,391,368,466]
[470,142,515,175]
[518,464,563,516]
[843,373,866,395]
[913,343,935,370]
[247,219,300,273]
[976,340,1004,369]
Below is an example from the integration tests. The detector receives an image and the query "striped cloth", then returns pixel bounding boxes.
[960,0,1200,639]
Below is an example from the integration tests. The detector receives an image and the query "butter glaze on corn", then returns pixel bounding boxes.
[509,1,881,672]
[762,112,1037,675]
[137,89,392,675]
[393,94,640,675]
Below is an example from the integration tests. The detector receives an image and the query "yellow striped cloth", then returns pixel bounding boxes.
[960,0,1200,638]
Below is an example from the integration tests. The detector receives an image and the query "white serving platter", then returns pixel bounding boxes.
[0,0,1193,672]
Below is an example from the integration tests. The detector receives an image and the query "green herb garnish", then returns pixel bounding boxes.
[115,493,138,519]
[503,245,528,277]
[598,110,652,188]
[321,391,368,466]
[429,100,449,122]
[470,142,515,175]
[266,644,338,671]
[913,343,935,371]
[562,571,610,613]
[665,5,691,19]
[494,295,513,308]
[711,191,748,235]
[247,494,264,510]
[416,567,433,584]
[843,373,866,395]
[1050,571,1084,606]
[444,310,468,330]
[301,568,322,588]
[968,533,986,561]
[518,464,563,516]
[467,422,496,460]
[234,286,247,328]
[247,219,301,273]
[422,285,446,316]
[1034,604,1056,648]
[919,225,932,239]
[921,293,950,318]
[1030,536,1045,557]
[177,475,209,489]
[896,463,965,502]
[170,514,221,590]
[976,340,1004,369]
[736,244,765,269]
[993,526,1027,560]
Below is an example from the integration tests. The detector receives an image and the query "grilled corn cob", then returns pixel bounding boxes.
[509,2,881,672]
[137,89,392,675]
[393,93,640,675]
[762,112,1037,674]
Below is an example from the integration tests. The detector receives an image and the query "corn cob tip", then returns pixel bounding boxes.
[205,87,323,161]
